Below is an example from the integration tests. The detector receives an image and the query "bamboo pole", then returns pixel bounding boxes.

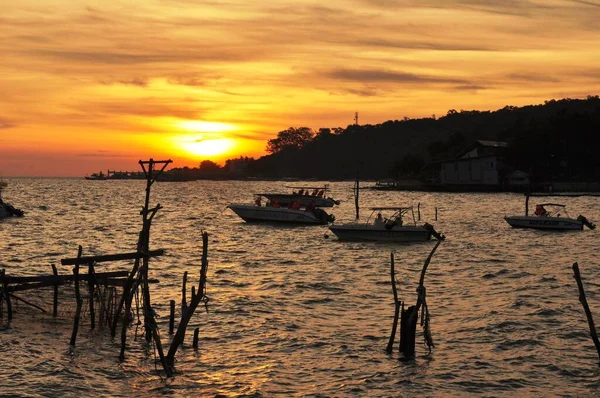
[169,300,175,335]
[193,328,199,349]
[181,271,188,312]
[572,262,600,360]
[69,246,83,347]
[2,269,12,321]
[51,264,59,318]
[386,252,401,353]
[88,262,96,330]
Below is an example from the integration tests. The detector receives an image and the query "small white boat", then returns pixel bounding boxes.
[258,185,339,208]
[228,195,335,225]
[328,207,444,242]
[0,180,24,219]
[505,202,595,231]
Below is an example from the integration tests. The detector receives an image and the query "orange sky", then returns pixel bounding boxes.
[1,0,599,176]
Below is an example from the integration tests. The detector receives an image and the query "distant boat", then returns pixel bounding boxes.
[85,171,108,180]
[329,207,444,242]
[257,185,340,208]
[504,200,595,231]
[373,179,399,190]
[228,194,335,225]
[0,180,24,219]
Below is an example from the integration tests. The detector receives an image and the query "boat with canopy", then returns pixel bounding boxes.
[504,196,595,231]
[228,194,335,225]
[256,185,340,208]
[328,206,444,242]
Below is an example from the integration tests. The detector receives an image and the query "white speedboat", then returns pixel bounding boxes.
[258,185,340,208]
[328,207,444,242]
[0,180,24,219]
[504,202,595,231]
[228,195,335,225]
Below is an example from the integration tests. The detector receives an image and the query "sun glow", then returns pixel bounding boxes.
[173,120,239,158]
[180,137,235,157]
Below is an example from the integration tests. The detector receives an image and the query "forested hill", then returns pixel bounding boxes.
[245,96,600,180]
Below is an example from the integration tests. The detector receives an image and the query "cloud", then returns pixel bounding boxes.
[325,68,468,85]
[0,119,15,129]
[76,151,131,158]
[506,73,561,83]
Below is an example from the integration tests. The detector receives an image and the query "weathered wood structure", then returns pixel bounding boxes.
[387,239,442,358]
[0,158,211,377]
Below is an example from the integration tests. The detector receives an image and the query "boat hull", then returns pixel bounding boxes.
[228,204,328,225]
[328,224,433,242]
[504,216,583,230]
[261,194,336,208]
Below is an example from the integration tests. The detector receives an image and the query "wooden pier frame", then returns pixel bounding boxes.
[2,158,210,378]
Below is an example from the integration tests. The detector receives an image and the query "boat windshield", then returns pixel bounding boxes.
[534,203,569,218]
[367,207,416,226]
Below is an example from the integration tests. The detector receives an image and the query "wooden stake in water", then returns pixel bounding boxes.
[169,300,175,335]
[69,246,83,347]
[386,252,401,353]
[572,262,600,360]
[51,264,59,318]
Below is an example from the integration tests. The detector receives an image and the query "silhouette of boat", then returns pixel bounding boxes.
[257,185,340,208]
[505,202,595,231]
[0,180,24,218]
[85,171,108,180]
[329,207,444,242]
[228,195,335,225]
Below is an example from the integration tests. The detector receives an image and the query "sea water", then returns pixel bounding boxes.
[1,179,599,397]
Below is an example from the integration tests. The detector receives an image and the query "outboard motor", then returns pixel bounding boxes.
[423,223,445,241]
[2,202,24,217]
[314,208,335,224]
[577,215,596,230]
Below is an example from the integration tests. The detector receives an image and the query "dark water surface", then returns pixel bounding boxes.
[1,179,599,397]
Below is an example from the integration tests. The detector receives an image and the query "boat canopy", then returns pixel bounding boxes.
[285,185,329,190]
[369,206,413,211]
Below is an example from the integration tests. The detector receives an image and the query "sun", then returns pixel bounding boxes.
[173,120,237,158]
[181,137,234,157]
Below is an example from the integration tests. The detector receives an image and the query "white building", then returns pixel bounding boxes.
[440,140,509,186]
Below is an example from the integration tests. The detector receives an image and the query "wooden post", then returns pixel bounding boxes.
[51,264,59,318]
[525,194,530,216]
[399,240,441,358]
[1,269,11,321]
[88,262,96,330]
[70,246,83,347]
[572,262,600,360]
[181,271,188,312]
[386,252,401,353]
[193,327,199,349]
[417,203,421,221]
[435,207,438,221]
[169,300,175,335]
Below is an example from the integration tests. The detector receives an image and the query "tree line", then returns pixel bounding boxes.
[176,95,600,181]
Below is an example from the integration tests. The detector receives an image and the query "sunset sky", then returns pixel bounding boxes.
[1,0,599,176]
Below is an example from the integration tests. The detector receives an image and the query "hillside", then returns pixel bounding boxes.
[245,96,600,180]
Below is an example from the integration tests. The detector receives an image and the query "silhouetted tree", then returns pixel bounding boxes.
[199,160,221,172]
[266,127,315,153]
[393,154,426,178]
